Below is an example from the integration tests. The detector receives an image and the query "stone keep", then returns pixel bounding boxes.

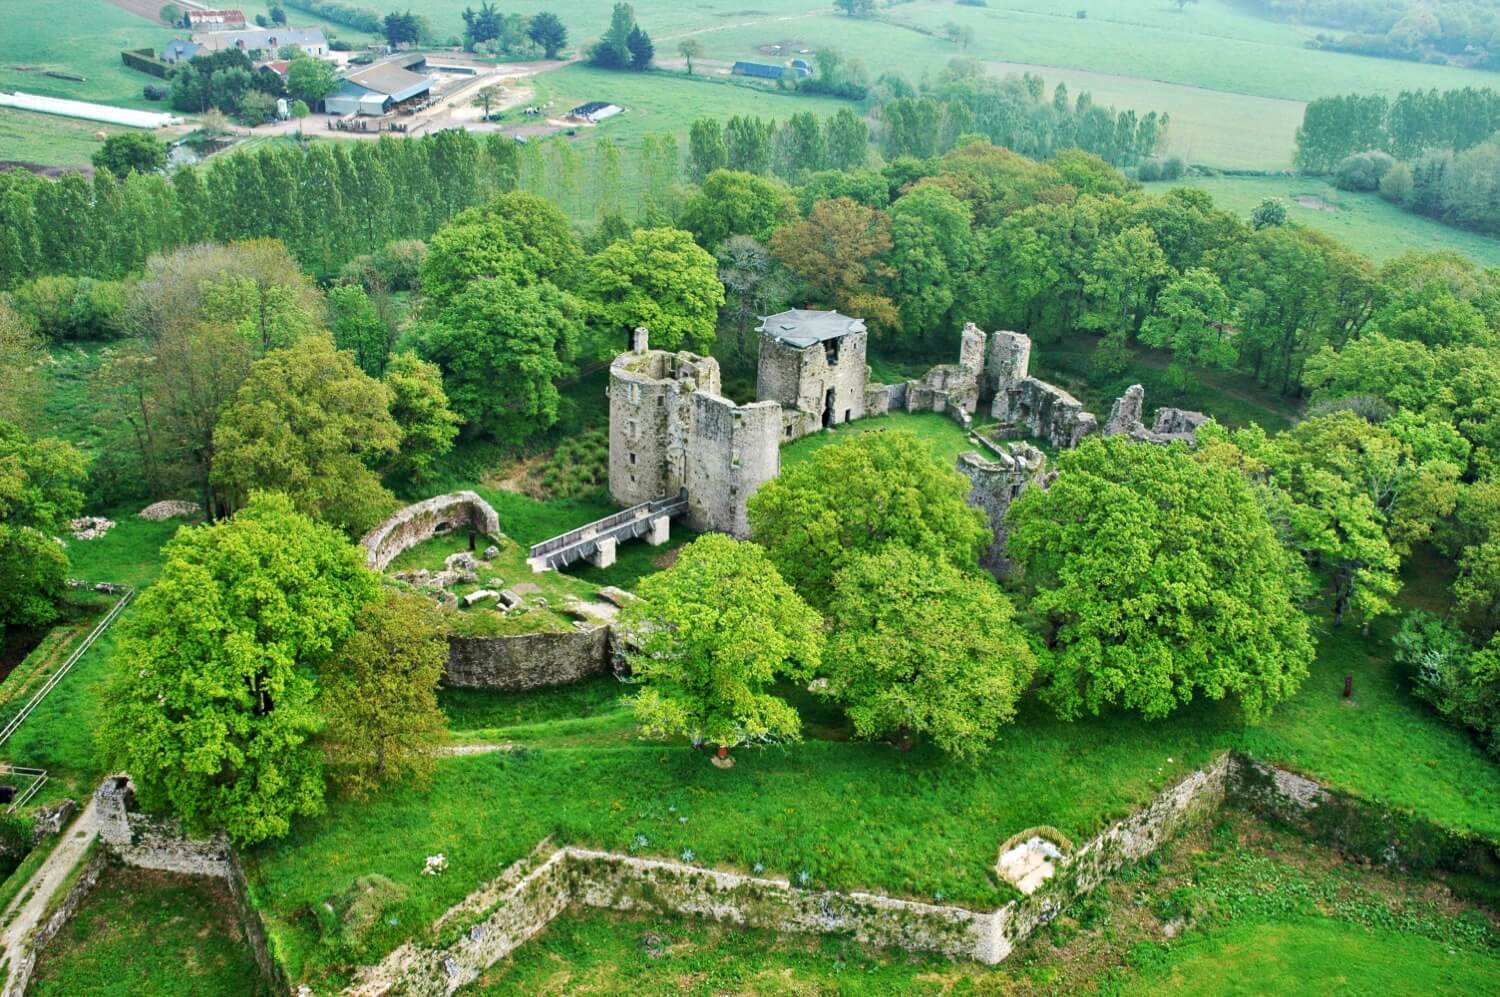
[755,309,869,442]
[608,328,779,538]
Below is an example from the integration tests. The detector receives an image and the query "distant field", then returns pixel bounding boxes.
[0,108,134,170]
[1147,175,1500,266]
[0,0,174,108]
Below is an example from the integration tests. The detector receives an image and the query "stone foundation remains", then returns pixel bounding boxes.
[987,331,1099,449]
[957,443,1048,578]
[346,754,1238,995]
[360,492,502,571]
[1103,384,1208,445]
[899,323,988,428]
[444,623,612,691]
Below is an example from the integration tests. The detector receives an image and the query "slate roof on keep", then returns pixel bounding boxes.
[756,309,867,348]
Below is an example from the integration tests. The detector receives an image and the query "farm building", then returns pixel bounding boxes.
[568,101,623,123]
[161,39,201,64]
[184,8,247,29]
[191,28,329,57]
[324,61,433,116]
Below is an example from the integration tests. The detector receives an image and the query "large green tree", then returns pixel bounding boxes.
[823,545,1036,756]
[383,353,459,484]
[1008,436,1314,722]
[748,430,989,610]
[319,590,448,797]
[101,492,378,843]
[620,534,822,751]
[417,274,581,442]
[678,170,795,249]
[0,301,43,429]
[211,335,401,534]
[582,228,723,355]
[0,421,87,629]
[769,197,898,333]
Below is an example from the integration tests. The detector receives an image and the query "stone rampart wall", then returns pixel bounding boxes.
[361,492,502,571]
[444,624,612,691]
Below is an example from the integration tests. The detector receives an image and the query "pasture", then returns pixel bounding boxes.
[1148,175,1500,266]
[0,108,134,170]
[0,0,174,109]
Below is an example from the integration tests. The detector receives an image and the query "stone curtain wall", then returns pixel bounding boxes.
[346,756,1239,994]
[360,492,502,571]
[444,624,612,690]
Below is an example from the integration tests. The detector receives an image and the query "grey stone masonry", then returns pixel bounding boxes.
[1103,384,1208,446]
[958,443,1047,578]
[94,776,232,877]
[756,309,869,442]
[683,394,781,536]
[444,624,612,690]
[361,492,502,571]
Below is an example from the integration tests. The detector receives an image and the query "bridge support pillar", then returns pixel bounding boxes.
[588,537,617,569]
[646,515,670,546]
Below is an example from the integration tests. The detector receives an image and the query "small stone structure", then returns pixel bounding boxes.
[1103,384,1209,445]
[444,623,612,691]
[138,499,201,521]
[957,443,1048,578]
[900,323,988,427]
[95,776,232,877]
[756,309,870,441]
[360,492,502,571]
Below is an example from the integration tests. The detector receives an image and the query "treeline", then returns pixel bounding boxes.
[1295,86,1500,171]
[281,0,383,34]
[1238,0,1500,70]
[0,130,519,288]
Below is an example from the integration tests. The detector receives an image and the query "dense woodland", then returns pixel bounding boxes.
[3,114,1500,844]
[1239,0,1500,69]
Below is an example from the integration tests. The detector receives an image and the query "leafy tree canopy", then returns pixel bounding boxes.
[748,429,989,610]
[91,132,168,178]
[823,545,1036,756]
[621,534,822,749]
[211,335,400,534]
[582,227,723,356]
[0,420,87,629]
[1008,436,1315,722]
[678,170,796,249]
[101,491,378,843]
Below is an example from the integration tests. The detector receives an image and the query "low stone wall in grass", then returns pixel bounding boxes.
[6,845,108,997]
[343,755,1237,994]
[1230,755,1500,882]
[360,492,502,572]
[443,623,612,691]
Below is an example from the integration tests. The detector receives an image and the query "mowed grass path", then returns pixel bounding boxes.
[1147,175,1500,266]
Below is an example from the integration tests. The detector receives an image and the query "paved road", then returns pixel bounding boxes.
[0,797,99,997]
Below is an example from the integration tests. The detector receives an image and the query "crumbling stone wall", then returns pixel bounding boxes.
[608,332,720,509]
[444,624,612,690]
[985,330,1032,399]
[957,444,1047,578]
[992,378,1098,449]
[7,846,109,997]
[361,492,502,571]
[1103,385,1208,446]
[902,324,987,427]
[683,395,781,537]
[756,327,869,441]
[95,777,232,878]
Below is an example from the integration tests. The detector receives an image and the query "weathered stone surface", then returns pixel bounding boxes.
[445,552,478,572]
[1103,384,1208,446]
[361,492,501,571]
[902,324,987,426]
[138,499,200,521]
[29,799,77,842]
[598,586,636,607]
[444,624,612,690]
[482,545,500,561]
[95,776,232,878]
[755,310,869,442]
[463,590,497,607]
[957,444,1047,578]
[683,395,781,537]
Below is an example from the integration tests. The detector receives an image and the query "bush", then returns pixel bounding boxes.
[535,429,608,498]
[1333,150,1395,192]
[1136,159,1162,182]
[1394,611,1500,759]
[1379,160,1414,204]
[373,239,427,292]
[9,276,127,341]
[1160,154,1186,180]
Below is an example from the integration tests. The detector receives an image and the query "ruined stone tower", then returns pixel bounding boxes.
[755,309,869,442]
[608,328,779,537]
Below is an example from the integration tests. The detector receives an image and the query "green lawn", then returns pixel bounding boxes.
[1147,175,1500,267]
[28,863,270,997]
[0,0,175,110]
[0,109,139,170]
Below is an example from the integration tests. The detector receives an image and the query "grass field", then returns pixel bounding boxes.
[0,109,137,170]
[0,0,175,110]
[1147,175,1500,266]
[28,863,270,996]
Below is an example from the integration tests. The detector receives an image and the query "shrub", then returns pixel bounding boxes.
[1136,159,1162,182]
[1160,154,1186,180]
[9,276,128,341]
[535,429,608,499]
[1394,611,1500,759]
[1333,150,1395,192]
[373,239,427,292]
[1379,160,1415,204]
